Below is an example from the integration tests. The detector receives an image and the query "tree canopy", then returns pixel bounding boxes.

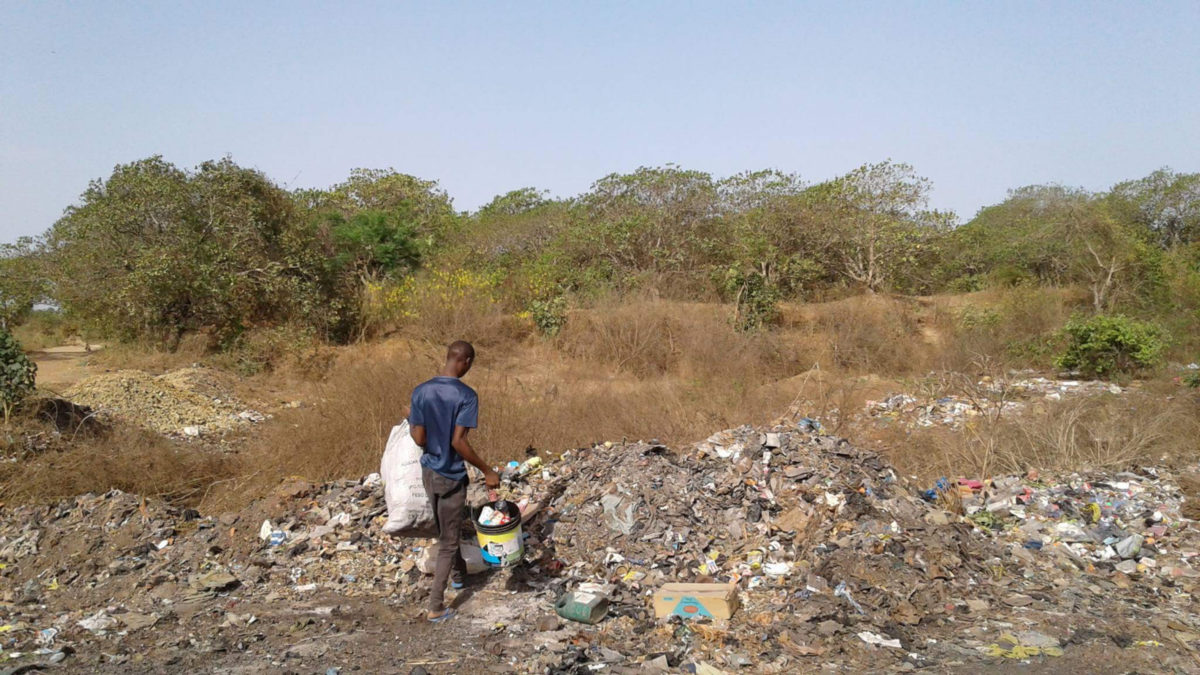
[3,158,1197,348]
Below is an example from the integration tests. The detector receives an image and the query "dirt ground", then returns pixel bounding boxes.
[29,344,101,392]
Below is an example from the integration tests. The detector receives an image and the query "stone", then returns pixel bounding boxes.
[817,620,842,637]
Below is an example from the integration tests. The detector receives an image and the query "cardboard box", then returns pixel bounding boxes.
[653,583,740,620]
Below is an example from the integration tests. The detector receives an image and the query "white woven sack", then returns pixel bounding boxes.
[380,420,436,537]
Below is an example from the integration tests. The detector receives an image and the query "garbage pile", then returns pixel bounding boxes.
[1,420,1198,672]
[483,425,1200,672]
[865,376,1126,429]
[65,368,267,437]
[946,469,1200,580]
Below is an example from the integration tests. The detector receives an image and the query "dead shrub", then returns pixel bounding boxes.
[403,286,522,349]
[207,325,337,378]
[92,333,211,373]
[230,346,428,500]
[557,303,677,377]
[468,366,796,465]
[775,368,873,436]
[202,331,802,511]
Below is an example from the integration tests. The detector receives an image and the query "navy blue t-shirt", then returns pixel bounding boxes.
[409,376,478,481]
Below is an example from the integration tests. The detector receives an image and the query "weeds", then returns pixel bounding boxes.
[1055,314,1167,377]
[945,286,1082,370]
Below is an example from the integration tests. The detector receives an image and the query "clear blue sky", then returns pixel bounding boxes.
[2,1,1198,243]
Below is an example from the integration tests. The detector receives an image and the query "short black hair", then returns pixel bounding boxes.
[447,340,475,362]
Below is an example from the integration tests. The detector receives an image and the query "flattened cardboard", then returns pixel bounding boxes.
[653,583,739,620]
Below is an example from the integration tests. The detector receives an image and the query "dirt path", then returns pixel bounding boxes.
[30,343,102,392]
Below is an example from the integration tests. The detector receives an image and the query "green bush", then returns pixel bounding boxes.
[530,296,568,337]
[722,268,779,332]
[1183,370,1200,388]
[1,328,37,421]
[1054,314,1166,377]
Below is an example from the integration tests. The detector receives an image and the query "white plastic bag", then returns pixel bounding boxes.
[380,420,436,537]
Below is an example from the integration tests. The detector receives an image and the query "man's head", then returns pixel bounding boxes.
[444,340,475,378]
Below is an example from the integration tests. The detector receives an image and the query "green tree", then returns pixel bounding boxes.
[951,185,1161,310]
[476,188,550,219]
[579,165,720,274]
[717,172,830,299]
[43,156,342,345]
[810,161,950,293]
[303,168,458,246]
[323,209,422,282]
[0,237,48,329]
[45,156,193,341]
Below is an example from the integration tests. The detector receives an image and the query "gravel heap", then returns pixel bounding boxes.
[65,368,264,437]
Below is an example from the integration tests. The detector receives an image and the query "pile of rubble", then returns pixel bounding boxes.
[1,420,1198,672]
[65,368,266,437]
[865,376,1126,429]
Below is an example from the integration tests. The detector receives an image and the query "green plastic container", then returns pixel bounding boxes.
[555,590,609,624]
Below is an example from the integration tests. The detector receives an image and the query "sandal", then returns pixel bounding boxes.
[427,608,456,623]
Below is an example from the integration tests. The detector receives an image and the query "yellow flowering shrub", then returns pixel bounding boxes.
[360,268,506,339]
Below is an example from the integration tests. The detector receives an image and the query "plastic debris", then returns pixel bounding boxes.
[0,415,1195,671]
[858,631,902,648]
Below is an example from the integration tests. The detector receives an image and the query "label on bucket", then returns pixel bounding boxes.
[484,537,522,564]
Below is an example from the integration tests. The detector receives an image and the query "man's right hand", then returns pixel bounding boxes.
[484,468,501,489]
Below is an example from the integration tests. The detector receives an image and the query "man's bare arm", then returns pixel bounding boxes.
[452,426,500,488]
[410,424,427,446]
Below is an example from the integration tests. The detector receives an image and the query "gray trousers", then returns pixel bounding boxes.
[421,466,469,613]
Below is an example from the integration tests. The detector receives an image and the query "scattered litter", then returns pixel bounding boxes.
[77,610,117,634]
[0,413,1195,671]
[865,376,1126,429]
[983,633,1065,658]
[858,631,902,649]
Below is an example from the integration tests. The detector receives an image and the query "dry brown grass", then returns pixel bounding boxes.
[0,422,236,506]
[9,290,1192,515]
[791,295,935,375]
[558,299,799,381]
[393,282,533,350]
[200,331,802,511]
[877,390,1200,483]
[938,286,1087,371]
[91,334,212,372]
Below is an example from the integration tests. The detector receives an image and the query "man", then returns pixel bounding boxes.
[408,340,500,622]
